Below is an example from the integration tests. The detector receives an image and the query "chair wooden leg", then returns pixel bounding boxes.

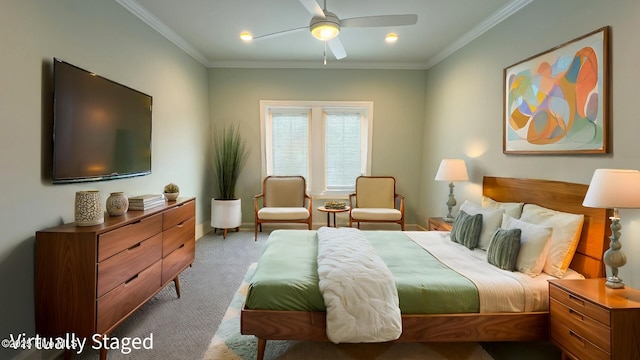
[223,228,228,239]
[255,223,258,241]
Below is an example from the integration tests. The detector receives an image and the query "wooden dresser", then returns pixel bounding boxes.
[549,279,640,360]
[427,217,453,231]
[35,198,195,358]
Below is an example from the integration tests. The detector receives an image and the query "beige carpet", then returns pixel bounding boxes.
[202,263,493,360]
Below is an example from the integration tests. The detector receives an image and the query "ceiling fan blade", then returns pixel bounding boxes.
[341,14,418,28]
[252,26,308,40]
[299,0,325,18]
[328,38,347,60]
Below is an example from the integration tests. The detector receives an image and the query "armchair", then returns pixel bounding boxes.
[254,176,313,241]
[349,176,405,230]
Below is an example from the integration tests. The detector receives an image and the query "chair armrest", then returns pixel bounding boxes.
[348,193,356,209]
[254,193,264,212]
[304,193,313,210]
[395,194,405,214]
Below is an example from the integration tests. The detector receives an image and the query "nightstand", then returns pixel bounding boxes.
[427,217,453,231]
[549,279,640,360]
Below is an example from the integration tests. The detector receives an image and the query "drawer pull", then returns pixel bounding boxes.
[569,309,584,321]
[125,273,139,285]
[127,242,142,252]
[568,294,585,306]
[179,243,185,249]
[569,330,585,347]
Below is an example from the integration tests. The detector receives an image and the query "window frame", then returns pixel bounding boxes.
[260,100,373,197]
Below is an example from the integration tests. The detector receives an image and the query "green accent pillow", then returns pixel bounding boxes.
[450,210,483,249]
[487,228,522,271]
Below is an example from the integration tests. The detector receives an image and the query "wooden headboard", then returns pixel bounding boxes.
[482,176,611,279]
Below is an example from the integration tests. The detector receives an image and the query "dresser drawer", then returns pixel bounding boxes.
[163,216,195,256]
[551,321,609,360]
[550,284,610,326]
[163,200,195,231]
[98,214,162,262]
[96,260,161,333]
[97,233,162,297]
[162,239,195,285]
[550,298,611,352]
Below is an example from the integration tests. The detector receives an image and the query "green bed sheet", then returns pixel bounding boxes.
[245,230,479,314]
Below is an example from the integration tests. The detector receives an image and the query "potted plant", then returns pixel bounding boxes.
[211,125,249,238]
[164,183,180,201]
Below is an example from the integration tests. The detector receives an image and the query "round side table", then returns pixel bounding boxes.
[317,206,350,227]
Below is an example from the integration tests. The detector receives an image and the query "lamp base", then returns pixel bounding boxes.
[443,216,454,223]
[605,276,625,289]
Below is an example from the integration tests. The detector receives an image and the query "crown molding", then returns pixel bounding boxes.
[117,0,533,70]
[115,0,210,66]
[423,0,535,69]
[208,60,429,70]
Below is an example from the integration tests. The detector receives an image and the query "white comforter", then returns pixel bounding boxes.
[316,227,402,343]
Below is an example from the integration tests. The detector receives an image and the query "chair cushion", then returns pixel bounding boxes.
[351,208,402,221]
[355,177,396,209]
[258,207,310,220]
[264,176,306,207]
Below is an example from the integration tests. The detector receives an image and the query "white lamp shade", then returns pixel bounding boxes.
[583,169,640,209]
[434,159,469,182]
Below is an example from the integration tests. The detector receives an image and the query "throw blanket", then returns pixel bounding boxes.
[316,227,402,343]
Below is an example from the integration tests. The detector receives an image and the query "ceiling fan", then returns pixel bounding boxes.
[242,0,418,63]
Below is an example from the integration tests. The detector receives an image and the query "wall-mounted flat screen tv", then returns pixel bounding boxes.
[52,58,152,184]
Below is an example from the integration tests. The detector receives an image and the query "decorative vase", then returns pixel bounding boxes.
[106,192,129,216]
[164,192,179,201]
[75,190,104,226]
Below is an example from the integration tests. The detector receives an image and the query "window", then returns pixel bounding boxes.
[260,100,373,196]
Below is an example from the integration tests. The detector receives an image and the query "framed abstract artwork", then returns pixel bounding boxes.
[503,26,609,154]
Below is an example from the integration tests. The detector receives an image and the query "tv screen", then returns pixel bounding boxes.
[52,58,152,184]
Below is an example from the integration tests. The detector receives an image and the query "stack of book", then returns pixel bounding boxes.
[128,194,165,211]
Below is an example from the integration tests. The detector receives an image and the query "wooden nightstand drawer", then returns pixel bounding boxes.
[550,284,610,326]
[428,217,453,231]
[550,321,609,360]
[550,298,610,352]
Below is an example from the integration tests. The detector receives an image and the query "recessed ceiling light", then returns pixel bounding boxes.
[240,31,253,41]
[385,33,398,43]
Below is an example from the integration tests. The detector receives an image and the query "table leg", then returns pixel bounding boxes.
[333,212,337,227]
[326,213,330,227]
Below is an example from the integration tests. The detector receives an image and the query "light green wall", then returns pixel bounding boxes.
[419,0,640,287]
[208,68,427,225]
[0,1,209,357]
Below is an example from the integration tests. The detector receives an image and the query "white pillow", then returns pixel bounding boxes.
[482,196,524,219]
[520,204,584,278]
[460,200,505,250]
[502,214,552,277]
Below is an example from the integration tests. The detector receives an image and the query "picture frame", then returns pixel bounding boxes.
[503,26,610,154]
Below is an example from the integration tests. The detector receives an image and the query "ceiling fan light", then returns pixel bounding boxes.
[385,33,398,43]
[311,22,340,41]
[240,31,253,41]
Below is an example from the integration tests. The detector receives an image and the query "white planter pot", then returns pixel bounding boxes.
[211,198,242,229]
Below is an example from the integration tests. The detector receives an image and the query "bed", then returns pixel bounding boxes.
[240,176,611,359]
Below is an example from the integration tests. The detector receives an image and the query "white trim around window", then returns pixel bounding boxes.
[259,100,373,197]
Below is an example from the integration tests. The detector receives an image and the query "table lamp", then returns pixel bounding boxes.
[434,159,469,222]
[582,169,640,288]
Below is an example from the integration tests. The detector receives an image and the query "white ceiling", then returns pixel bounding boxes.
[116,0,533,69]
